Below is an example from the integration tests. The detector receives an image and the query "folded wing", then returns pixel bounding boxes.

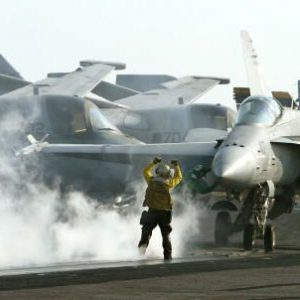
[114,76,230,109]
[41,141,217,164]
[3,63,115,98]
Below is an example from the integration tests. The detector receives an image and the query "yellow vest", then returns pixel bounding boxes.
[143,180,172,211]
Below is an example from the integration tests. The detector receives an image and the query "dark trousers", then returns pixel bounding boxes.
[138,208,172,259]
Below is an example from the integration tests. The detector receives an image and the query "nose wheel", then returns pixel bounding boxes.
[242,224,276,251]
[264,225,275,252]
[243,223,255,250]
[215,211,231,246]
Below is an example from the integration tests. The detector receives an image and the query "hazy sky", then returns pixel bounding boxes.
[0,0,299,106]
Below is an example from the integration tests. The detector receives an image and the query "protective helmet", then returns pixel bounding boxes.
[155,163,174,179]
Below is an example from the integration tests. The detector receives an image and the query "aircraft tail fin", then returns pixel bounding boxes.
[0,54,23,79]
[240,31,271,96]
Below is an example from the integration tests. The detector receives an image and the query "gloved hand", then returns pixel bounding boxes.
[153,157,162,164]
[171,159,179,166]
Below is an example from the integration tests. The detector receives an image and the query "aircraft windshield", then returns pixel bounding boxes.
[46,96,87,136]
[236,96,282,126]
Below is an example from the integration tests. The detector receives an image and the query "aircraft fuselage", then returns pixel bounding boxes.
[212,97,300,189]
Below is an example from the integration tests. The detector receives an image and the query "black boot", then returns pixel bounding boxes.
[164,252,172,261]
[163,236,172,260]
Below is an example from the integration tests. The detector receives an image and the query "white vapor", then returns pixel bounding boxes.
[0,110,204,268]
[0,183,203,267]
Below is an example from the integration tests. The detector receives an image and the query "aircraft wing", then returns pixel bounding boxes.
[3,63,114,98]
[114,76,230,109]
[39,141,217,164]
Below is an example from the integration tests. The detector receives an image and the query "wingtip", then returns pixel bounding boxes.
[80,60,126,70]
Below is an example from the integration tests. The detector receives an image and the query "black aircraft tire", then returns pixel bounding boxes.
[214,211,231,246]
[243,224,255,251]
[264,225,275,252]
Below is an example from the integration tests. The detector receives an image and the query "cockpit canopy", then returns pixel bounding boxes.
[236,96,282,126]
[45,95,118,136]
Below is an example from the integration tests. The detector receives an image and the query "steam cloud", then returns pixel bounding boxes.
[0,109,203,268]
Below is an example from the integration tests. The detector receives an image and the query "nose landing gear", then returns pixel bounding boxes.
[242,182,276,252]
[213,181,277,251]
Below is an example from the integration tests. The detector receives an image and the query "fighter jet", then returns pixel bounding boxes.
[29,31,300,251]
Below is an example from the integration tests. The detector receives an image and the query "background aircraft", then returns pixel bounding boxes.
[32,31,300,252]
[0,55,234,201]
[0,58,142,199]
[100,75,236,144]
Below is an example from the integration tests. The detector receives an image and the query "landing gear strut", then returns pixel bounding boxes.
[241,182,276,251]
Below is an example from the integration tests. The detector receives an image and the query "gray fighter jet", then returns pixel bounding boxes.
[30,31,300,251]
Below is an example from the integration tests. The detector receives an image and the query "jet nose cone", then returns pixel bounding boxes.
[212,147,256,187]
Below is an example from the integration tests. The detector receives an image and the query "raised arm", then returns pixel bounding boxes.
[169,162,183,189]
[143,162,155,184]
